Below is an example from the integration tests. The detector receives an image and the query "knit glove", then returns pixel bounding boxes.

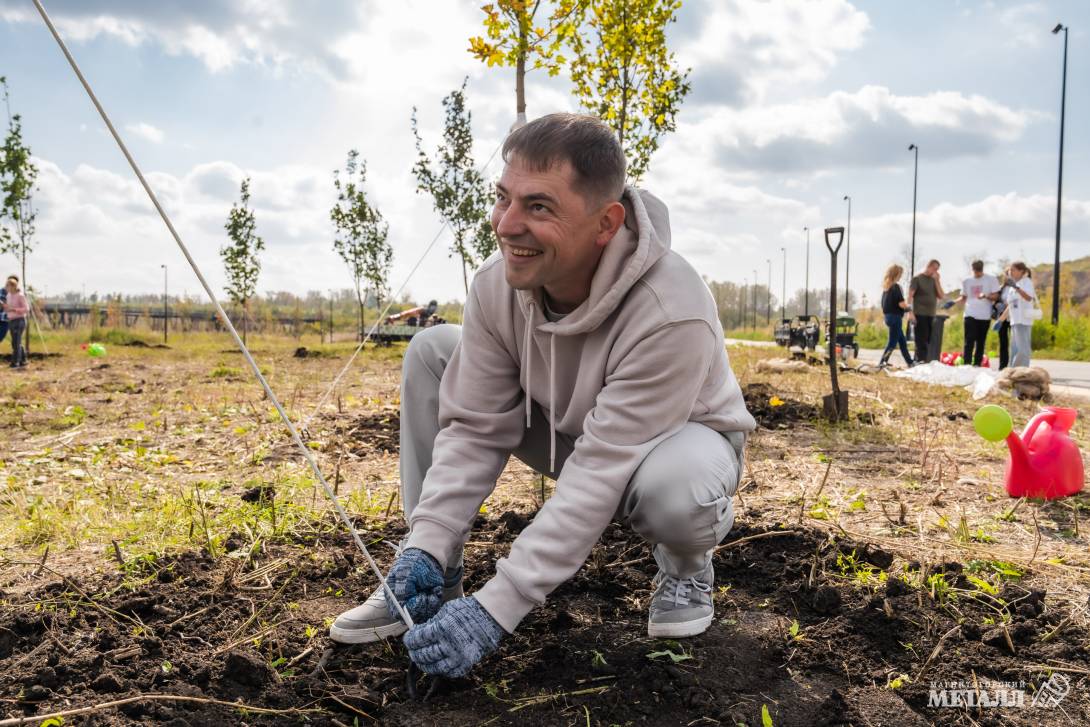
[403,597,505,678]
[383,547,444,625]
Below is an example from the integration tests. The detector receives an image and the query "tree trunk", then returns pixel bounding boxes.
[242,299,248,345]
[21,238,28,356]
[617,2,629,150]
[461,257,469,296]
[356,285,365,342]
[514,18,527,128]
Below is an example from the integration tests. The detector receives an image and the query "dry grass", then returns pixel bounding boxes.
[1,331,1087,609]
[731,344,1090,608]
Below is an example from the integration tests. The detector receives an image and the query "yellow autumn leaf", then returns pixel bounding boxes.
[769,396,785,407]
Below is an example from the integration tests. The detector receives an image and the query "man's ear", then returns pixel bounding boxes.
[595,201,626,247]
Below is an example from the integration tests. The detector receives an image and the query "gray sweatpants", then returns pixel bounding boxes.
[399,325,743,580]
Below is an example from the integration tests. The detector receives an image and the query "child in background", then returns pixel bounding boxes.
[2,276,28,368]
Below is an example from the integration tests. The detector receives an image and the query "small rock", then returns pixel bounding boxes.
[23,684,49,702]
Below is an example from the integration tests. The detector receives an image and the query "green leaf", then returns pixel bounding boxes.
[761,704,774,727]
[646,649,692,663]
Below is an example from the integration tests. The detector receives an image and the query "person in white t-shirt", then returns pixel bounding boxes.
[998,261,1038,367]
[955,260,1001,366]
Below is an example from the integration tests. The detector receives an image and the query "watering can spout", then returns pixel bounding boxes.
[1003,430,1032,474]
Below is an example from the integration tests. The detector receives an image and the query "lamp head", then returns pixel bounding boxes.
[908,143,916,151]
[843,194,850,201]
[1052,23,1064,34]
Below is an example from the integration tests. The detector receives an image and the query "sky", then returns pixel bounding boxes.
[0,0,1087,311]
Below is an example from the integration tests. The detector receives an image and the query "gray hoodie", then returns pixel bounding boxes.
[405,187,755,632]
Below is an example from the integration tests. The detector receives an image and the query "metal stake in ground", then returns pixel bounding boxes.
[823,226,848,421]
[30,0,413,631]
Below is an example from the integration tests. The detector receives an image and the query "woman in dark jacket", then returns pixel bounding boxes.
[879,264,913,367]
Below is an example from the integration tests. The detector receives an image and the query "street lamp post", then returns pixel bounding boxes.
[741,279,747,331]
[780,247,787,320]
[1051,23,1068,330]
[908,144,918,276]
[843,195,852,313]
[766,258,772,324]
[752,269,758,330]
[328,289,335,343]
[804,226,811,317]
[160,264,168,344]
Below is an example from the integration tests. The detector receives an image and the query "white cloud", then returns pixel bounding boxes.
[0,0,362,77]
[124,122,164,144]
[682,85,1033,173]
[677,0,871,106]
[999,3,1049,48]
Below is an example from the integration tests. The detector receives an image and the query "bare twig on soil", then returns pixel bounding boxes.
[797,461,832,525]
[166,606,210,630]
[508,686,611,712]
[714,530,800,553]
[0,693,319,726]
[310,646,335,677]
[914,624,961,681]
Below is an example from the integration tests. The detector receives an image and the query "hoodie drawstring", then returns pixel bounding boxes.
[523,302,534,428]
[522,297,558,476]
[548,334,556,474]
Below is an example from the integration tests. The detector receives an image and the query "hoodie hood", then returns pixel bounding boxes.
[517,185,671,336]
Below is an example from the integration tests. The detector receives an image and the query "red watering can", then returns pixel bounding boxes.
[974,405,1085,500]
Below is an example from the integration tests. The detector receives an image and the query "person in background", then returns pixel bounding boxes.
[907,259,944,363]
[1002,261,1037,368]
[994,266,1011,370]
[956,260,1000,366]
[2,276,28,369]
[0,282,7,347]
[878,264,913,368]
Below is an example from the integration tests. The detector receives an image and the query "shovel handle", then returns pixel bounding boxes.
[824,227,845,255]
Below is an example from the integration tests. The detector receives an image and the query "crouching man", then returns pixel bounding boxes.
[330,113,755,678]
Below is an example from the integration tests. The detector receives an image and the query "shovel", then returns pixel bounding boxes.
[823,227,849,421]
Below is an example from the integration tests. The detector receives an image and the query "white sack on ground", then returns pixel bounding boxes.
[888,361,999,400]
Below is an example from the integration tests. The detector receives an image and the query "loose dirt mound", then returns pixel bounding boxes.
[743,382,820,429]
[326,410,400,456]
[2,516,1085,725]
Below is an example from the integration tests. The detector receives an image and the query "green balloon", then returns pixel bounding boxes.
[974,405,1012,442]
[88,343,107,357]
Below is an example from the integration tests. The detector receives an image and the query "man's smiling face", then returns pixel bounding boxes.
[491,154,622,311]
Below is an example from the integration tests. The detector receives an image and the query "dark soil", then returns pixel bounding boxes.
[743,382,820,429]
[325,410,400,456]
[2,512,1086,726]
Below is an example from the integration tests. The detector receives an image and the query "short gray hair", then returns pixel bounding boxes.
[502,113,626,207]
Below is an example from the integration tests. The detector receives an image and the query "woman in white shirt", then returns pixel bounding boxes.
[1001,261,1038,367]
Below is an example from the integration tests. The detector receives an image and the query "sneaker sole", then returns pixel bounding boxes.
[328,620,407,645]
[647,613,714,638]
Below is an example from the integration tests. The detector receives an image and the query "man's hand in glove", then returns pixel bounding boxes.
[404,597,505,678]
[383,547,444,624]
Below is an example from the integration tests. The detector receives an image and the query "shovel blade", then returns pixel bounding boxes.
[822,391,849,421]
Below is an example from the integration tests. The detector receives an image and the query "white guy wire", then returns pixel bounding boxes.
[31,0,414,628]
[301,139,503,431]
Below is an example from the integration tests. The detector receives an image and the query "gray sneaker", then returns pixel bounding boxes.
[329,571,464,644]
[647,564,714,638]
